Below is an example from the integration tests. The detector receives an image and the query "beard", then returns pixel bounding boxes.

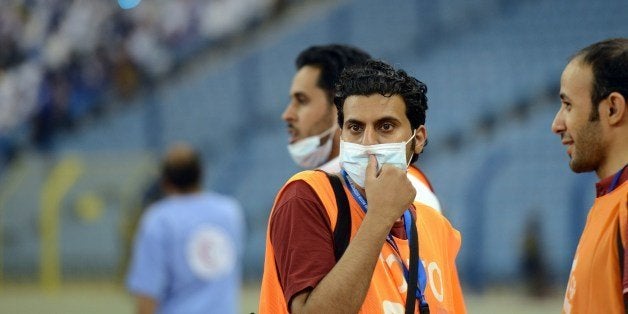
[569,120,605,173]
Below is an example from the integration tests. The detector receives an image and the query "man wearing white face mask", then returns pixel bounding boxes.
[283,44,442,212]
[340,130,416,188]
[283,44,370,172]
[261,60,466,313]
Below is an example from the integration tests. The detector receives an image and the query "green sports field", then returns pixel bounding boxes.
[0,281,563,314]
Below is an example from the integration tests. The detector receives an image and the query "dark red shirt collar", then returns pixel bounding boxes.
[596,165,628,197]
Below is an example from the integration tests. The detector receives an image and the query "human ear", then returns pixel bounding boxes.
[413,126,427,154]
[607,92,626,126]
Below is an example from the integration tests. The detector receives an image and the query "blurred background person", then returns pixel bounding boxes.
[551,38,628,313]
[520,213,549,298]
[126,143,245,314]
[283,44,442,212]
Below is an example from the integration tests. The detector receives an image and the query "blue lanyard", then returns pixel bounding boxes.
[609,165,627,192]
[341,170,428,306]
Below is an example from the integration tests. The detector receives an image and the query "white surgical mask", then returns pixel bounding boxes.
[287,125,336,169]
[340,131,415,188]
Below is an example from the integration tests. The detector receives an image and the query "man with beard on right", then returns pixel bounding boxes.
[551,38,628,313]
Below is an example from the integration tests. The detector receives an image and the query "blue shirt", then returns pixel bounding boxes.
[126,191,245,314]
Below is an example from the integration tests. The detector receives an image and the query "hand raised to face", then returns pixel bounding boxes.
[364,155,416,224]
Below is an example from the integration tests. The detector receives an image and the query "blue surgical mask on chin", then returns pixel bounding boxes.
[340,131,415,188]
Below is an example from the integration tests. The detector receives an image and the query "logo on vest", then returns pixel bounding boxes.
[563,256,578,314]
[187,225,235,279]
[382,300,404,314]
[382,253,445,304]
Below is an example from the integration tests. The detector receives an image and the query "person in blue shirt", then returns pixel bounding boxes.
[126,143,245,314]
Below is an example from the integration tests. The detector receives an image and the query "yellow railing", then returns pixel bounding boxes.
[0,152,155,291]
[39,156,84,292]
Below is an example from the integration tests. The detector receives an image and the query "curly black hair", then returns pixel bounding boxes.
[334,59,428,131]
[296,44,371,102]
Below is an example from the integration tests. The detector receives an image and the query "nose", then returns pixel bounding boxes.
[551,109,565,134]
[361,127,378,145]
[282,102,296,122]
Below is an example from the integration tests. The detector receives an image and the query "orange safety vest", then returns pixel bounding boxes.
[259,170,466,313]
[408,165,435,192]
[563,181,628,313]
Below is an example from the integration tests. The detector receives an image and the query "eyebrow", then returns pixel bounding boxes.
[344,116,401,126]
[344,118,364,126]
[291,91,307,99]
[376,116,400,124]
[370,116,402,127]
[559,93,570,102]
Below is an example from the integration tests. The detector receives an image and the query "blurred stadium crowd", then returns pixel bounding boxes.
[0,0,282,168]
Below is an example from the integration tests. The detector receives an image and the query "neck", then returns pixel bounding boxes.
[596,136,628,179]
[597,159,628,179]
[166,185,201,195]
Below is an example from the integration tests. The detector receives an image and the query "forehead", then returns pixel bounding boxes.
[291,65,322,92]
[561,59,593,101]
[343,94,408,123]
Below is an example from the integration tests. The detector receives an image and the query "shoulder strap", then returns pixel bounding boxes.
[325,173,351,262]
[406,210,419,314]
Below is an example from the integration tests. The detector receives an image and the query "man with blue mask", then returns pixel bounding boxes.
[261,60,466,313]
[282,44,442,212]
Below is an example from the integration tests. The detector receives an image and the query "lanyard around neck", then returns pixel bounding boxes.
[340,170,429,309]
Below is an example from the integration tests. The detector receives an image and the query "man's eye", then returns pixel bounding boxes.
[349,125,361,132]
[380,123,393,131]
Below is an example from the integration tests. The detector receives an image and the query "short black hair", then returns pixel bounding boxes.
[296,44,371,102]
[161,146,202,191]
[570,38,628,121]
